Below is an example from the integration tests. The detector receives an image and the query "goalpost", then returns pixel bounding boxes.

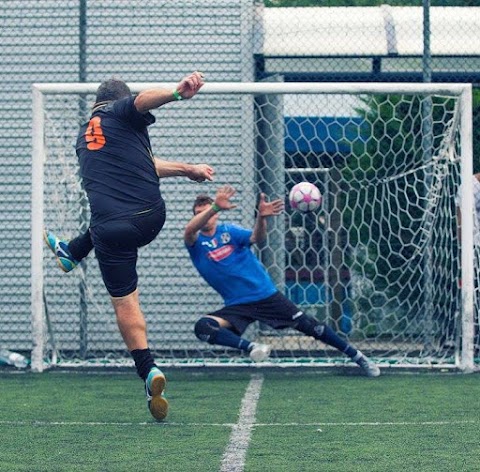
[31,82,476,373]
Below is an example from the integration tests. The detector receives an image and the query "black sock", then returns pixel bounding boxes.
[214,328,251,351]
[68,230,94,261]
[130,348,156,381]
[320,325,358,359]
[194,317,251,351]
[295,315,358,359]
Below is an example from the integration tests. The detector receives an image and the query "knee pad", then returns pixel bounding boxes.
[295,314,325,340]
[194,317,220,344]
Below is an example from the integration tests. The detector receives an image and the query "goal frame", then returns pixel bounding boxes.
[31,82,474,373]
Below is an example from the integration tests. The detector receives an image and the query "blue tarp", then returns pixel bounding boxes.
[285,116,367,155]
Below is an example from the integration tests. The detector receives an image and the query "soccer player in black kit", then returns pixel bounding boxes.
[44,71,212,421]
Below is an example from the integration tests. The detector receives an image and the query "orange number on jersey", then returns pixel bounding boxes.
[85,116,106,150]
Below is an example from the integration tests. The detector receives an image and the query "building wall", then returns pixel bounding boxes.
[0,0,257,352]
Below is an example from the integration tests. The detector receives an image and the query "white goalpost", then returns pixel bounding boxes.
[31,82,476,373]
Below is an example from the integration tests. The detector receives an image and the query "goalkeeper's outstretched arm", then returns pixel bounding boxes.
[184,185,237,246]
[250,193,284,245]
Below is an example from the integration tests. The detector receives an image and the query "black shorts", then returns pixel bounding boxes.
[90,200,166,297]
[208,292,303,335]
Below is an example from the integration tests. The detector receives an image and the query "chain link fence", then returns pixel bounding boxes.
[1,0,479,367]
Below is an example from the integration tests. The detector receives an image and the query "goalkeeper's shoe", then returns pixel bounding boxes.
[249,343,272,362]
[355,352,381,378]
[145,367,168,421]
[43,230,78,273]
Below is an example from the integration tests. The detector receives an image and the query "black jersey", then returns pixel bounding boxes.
[76,96,162,226]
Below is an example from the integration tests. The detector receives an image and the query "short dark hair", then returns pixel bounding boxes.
[193,194,213,213]
[95,78,131,103]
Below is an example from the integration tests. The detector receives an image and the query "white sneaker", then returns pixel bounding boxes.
[356,355,381,378]
[249,343,272,362]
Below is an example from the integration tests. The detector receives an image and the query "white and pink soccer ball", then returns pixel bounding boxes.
[289,182,322,213]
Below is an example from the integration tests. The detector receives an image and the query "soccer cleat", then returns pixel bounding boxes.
[356,355,381,378]
[145,367,168,421]
[43,230,78,273]
[249,343,272,362]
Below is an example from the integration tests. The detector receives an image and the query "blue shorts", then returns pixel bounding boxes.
[90,200,166,297]
[208,292,303,335]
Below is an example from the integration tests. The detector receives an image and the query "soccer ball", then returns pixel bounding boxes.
[289,182,322,213]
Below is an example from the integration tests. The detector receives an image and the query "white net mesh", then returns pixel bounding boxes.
[35,84,477,369]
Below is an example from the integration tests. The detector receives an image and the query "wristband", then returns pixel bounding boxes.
[211,203,221,213]
[172,90,183,101]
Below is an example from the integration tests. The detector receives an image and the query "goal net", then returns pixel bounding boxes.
[32,82,476,372]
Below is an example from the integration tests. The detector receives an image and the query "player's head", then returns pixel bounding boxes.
[192,194,214,214]
[193,194,218,233]
[95,78,131,104]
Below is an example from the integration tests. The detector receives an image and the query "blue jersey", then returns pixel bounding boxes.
[186,223,277,306]
[76,96,162,226]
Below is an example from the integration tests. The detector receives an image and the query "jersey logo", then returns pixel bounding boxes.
[201,238,218,249]
[207,245,234,262]
[85,116,106,150]
[220,232,231,244]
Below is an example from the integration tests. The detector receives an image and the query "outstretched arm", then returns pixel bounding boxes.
[250,193,284,245]
[154,159,214,181]
[134,71,204,113]
[184,185,237,246]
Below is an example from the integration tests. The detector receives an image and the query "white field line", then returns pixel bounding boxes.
[0,420,476,428]
[220,373,264,472]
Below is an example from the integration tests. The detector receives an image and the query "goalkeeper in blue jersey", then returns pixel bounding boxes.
[185,185,380,377]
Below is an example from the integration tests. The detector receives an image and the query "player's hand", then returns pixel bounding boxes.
[258,193,284,217]
[175,71,205,99]
[214,185,237,211]
[187,164,214,182]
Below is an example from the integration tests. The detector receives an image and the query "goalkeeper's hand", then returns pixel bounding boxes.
[258,193,284,217]
[214,185,237,211]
